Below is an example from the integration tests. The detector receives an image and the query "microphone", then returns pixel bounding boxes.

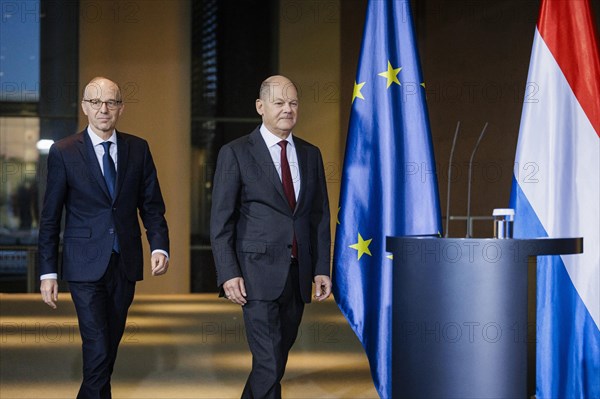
[466,122,489,238]
[444,121,461,238]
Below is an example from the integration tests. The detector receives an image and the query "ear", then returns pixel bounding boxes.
[255,99,263,116]
[81,102,89,116]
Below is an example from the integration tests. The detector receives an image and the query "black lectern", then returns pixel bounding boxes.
[386,237,583,399]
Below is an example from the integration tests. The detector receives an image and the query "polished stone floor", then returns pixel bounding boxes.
[0,294,378,399]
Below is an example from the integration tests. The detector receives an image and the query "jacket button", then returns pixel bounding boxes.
[287,245,292,249]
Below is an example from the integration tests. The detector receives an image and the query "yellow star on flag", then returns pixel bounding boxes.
[352,81,366,103]
[349,233,373,260]
[378,61,401,88]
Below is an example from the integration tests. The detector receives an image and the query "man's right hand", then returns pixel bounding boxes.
[223,277,247,306]
[40,279,59,309]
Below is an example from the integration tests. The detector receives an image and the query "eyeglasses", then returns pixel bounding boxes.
[83,99,123,110]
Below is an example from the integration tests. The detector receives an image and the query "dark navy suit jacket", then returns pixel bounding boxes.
[38,129,169,282]
[210,127,331,303]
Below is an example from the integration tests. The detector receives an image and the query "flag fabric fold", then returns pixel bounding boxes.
[510,0,600,397]
[332,1,442,397]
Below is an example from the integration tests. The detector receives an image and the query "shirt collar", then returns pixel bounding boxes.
[87,127,117,147]
[259,124,295,148]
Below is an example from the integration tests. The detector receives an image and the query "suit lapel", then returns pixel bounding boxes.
[295,140,308,214]
[115,131,129,202]
[247,129,290,210]
[80,130,112,202]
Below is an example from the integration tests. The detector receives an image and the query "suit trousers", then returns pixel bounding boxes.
[241,259,305,399]
[69,253,136,399]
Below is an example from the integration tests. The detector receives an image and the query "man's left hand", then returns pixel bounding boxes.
[314,275,332,301]
[151,253,169,276]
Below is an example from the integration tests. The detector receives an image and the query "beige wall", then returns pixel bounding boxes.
[79,0,191,293]
[278,0,342,249]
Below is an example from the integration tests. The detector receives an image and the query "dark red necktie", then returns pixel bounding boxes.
[278,141,298,258]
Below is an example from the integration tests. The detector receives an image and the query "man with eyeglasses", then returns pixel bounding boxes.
[38,76,170,399]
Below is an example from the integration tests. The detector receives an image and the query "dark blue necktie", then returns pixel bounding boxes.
[101,141,116,199]
[101,141,119,252]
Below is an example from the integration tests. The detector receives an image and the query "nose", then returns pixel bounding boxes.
[99,102,109,112]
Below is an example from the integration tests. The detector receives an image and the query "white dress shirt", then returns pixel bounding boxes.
[88,127,118,173]
[259,124,300,200]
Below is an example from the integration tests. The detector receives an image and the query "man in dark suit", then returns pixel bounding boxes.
[210,75,332,399]
[38,77,170,399]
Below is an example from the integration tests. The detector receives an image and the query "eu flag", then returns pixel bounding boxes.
[332,1,442,397]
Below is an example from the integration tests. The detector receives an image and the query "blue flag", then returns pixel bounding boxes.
[332,1,442,398]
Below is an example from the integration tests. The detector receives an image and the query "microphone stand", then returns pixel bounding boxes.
[445,121,461,238]
[466,122,489,238]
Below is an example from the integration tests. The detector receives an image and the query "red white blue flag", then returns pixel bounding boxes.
[509,0,600,396]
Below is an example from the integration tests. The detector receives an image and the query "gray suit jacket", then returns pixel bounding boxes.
[210,127,330,303]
